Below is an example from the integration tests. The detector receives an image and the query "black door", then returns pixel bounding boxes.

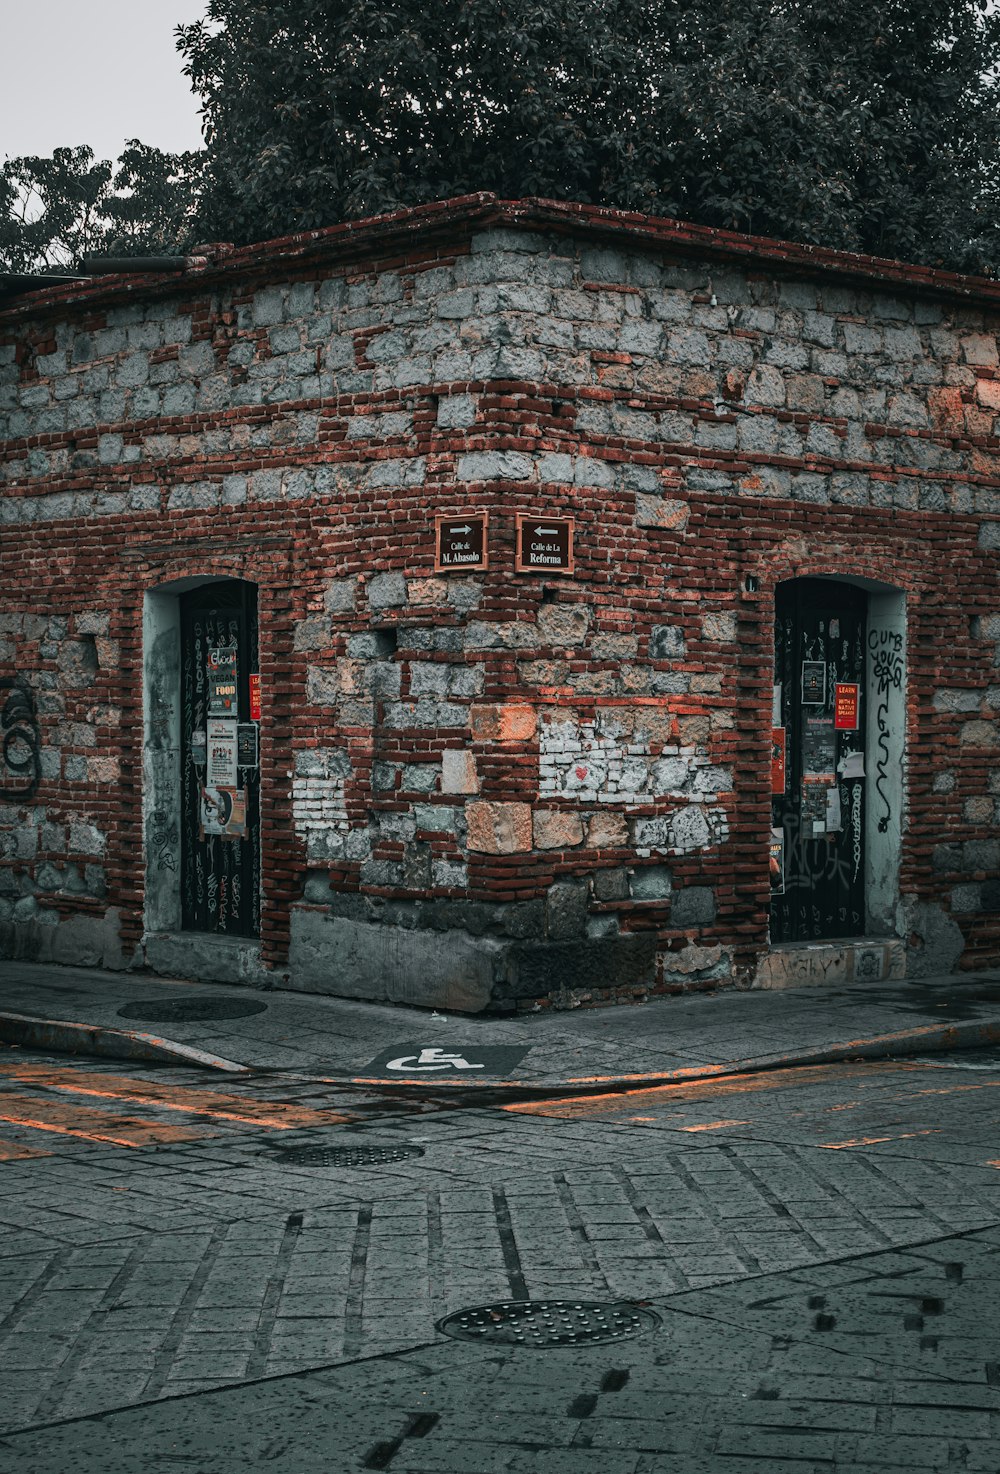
[770,579,867,943]
[179,581,260,937]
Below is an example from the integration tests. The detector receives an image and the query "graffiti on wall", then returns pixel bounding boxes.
[870,629,904,834]
[0,677,41,801]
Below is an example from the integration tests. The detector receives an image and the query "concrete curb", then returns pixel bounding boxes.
[2,1010,998,1093]
[0,1011,251,1074]
[341,1016,1000,1099]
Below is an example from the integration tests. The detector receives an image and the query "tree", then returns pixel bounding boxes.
[0,143,204,274]
[176,0,1000,273]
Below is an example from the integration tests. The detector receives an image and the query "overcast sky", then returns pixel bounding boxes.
[2,2,209,164]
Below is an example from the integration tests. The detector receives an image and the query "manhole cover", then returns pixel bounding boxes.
[437,1300,660,1348]
[117,997,268,1023]
[271,1144,425,1168]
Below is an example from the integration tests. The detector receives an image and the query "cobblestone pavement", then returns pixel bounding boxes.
[3,1049,1000,1468]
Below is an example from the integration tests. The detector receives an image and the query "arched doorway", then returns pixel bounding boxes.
[770,576,905,945]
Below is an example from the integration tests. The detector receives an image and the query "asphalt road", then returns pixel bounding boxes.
[2,1045,1000,1471]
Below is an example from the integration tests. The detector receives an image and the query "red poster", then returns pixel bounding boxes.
[771,727,786,795]
[834,683,860,731]
[249,674,261,721]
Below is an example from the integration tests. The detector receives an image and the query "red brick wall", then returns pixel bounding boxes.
[0,198,997,1001]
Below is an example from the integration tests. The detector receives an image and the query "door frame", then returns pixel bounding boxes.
[769,574,906,943]
[142,575,261,941]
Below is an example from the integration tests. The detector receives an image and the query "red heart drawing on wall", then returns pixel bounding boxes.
[575,766,588,780]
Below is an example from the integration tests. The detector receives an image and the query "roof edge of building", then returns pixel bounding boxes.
[2,192,999,322]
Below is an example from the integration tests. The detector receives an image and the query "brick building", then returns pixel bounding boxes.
[1,195,998,1011]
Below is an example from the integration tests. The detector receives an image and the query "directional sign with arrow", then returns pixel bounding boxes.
[515,513,575,574]
[435,513,488,571]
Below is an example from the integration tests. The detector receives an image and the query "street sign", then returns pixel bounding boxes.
[435,513,488,572]
[515,514,574,574]
[362,1044,531,1078]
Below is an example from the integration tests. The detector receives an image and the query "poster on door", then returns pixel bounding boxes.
[208,647,238,715]
[771,727,786,795]
[199,786,247,839]
[207,718,238,787]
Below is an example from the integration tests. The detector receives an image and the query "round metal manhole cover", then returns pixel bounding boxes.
[271,1144,426,1168]
[117,997,268,1023]
[437,1300,661,1348]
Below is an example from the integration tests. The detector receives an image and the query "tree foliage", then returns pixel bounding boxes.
[0,143,203,273]
[177,0,1000,273]
[4,1,1000,275]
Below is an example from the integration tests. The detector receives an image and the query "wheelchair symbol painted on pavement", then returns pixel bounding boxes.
[364,1043,531,1078]
[386,1048,485,1073]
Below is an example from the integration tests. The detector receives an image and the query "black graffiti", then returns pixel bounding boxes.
[0,677,41,801]
[869,630,904,834]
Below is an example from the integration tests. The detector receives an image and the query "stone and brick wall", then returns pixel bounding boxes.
[0,195,998,1008]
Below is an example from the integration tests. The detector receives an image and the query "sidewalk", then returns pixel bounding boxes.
[3,958,1000,1094]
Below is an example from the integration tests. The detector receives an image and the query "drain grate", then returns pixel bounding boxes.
[117,997,268,1023]
[270,1143,425,1168]
[437,1299,660,1348]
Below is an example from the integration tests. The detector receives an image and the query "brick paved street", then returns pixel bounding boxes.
[3,1046,1000,1467]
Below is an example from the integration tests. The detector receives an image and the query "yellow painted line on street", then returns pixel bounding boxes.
[818,1130,941,1150]
[0,1095,205,1148]
[0,1063,346,1130]
[502,1060,922,1118]
[0,1135,51,1161]
[676,1119,752,1133]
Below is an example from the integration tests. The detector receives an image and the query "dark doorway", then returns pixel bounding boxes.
[179,581,260,937]
[770,579,868,943]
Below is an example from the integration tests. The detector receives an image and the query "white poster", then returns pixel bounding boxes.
[207,718,238,787]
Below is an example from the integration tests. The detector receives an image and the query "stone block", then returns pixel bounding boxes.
[585,812,629,848]
[367,571,408,609]
[532,809,584,849]
[634,494,690,532]
[592,867,629,901]
[546,880,588,939]
[456,451,533,481]
[701,612,737,643]
[505,933,656,998]
[466,801,532,854]
[961,719,999,747]
[629,865,672,900]
[441,749,479,794]
[537,603,591,647]
[294,616,332,652]
[649,624,686,659]
[470,704,537,742]
[288,909,500,1011]
[670,886,717,926]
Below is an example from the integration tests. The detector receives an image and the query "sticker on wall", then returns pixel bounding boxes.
[802,776,830,827]
[769,828,784,894]
[207,718,238,787]
[249,674,261,721]
[803,716,835,776]
[834,682,860,730]
[825,786,843,832]
[200,786,247,839]
[838,750,866,780]
[191,729,207,767]
[801,660,827,706]
[771,727,786,795]
[208,647,239,715]
[772,684,782,725]
[237,723,258,768]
